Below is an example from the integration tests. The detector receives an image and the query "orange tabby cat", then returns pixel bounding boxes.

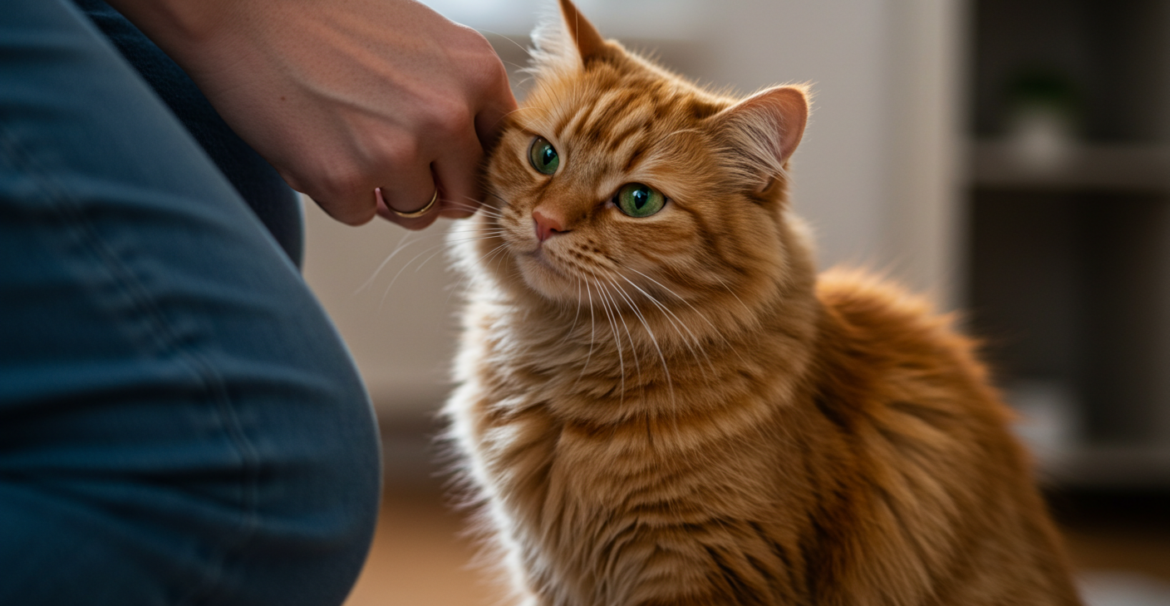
[445,2,1083,604]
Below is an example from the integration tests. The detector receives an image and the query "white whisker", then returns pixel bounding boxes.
[572,280,598,391]
[601,273,659,405]
[475,30,534,59]
[590,269,626,403]
[380,242,452,308]
[611,271,718,383]
[356,229,420,295]
[598,272,641,403]
[624,267,733,349]
[555,276,585,349]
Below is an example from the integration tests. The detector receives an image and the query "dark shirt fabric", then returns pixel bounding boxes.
[72,0,305,268]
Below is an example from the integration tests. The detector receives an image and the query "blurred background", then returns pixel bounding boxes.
[298,0,1170,603]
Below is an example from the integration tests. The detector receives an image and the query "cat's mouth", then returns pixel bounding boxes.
[515,245,584,302]
[523,246,569,279]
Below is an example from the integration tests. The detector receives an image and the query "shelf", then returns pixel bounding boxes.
[972,140,1170,192]
[1033,443,1170,488]
[1008,382,1170,489]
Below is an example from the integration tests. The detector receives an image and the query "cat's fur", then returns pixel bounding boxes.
[445,2,1083,604]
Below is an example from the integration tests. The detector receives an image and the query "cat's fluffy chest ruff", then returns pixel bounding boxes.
[449,305,807,605]
[447,242,830,602]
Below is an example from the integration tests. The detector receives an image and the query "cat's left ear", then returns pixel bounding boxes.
[712,85,810,190]
[558,0,610,62]
[533,0,614,71]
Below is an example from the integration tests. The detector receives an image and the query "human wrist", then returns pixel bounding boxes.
[104,0,240,49]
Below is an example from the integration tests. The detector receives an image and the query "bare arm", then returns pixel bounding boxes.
[107,0,517,229]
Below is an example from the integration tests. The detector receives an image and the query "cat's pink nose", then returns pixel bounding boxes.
[533,208,567,243]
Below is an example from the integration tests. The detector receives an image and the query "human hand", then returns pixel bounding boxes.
[111,0,517,229]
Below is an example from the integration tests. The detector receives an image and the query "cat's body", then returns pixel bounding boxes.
[445,2,1083,604]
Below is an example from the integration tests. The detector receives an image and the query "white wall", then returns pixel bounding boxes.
[687,0,964,304]
[302,0,966,415]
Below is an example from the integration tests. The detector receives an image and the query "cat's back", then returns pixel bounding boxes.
[801,268,1082,606]
[812,267,1002,428]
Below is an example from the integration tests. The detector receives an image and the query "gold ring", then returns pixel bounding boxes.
[391,188,439,219]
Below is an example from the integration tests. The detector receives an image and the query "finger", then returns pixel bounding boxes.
[432,121,485,220]
[474,84,519,155]
[310,191,378,226]
[283,169,379,227]
[376,194,442,230]
[375,162,442,231]
[376,187,443,231]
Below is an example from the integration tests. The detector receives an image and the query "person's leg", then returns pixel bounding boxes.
[71,0,306,267]
[0,1,381,605]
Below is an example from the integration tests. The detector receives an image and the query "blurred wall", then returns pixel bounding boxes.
[302,0,966,416]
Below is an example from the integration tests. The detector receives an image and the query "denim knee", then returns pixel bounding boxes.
[0,0,382,602]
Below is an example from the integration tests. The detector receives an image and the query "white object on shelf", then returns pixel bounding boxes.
[1007,107,1076,173]
[1005,380,1080,463]
[972,139,1170,191]
[1081,572,1170,606]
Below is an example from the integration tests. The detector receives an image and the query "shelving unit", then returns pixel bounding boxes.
[968,0,1170,486]
[973,141,1170,193]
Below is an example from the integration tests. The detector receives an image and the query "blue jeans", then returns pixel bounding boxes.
[0,0,382,604]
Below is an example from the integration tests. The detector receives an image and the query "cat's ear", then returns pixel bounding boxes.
[558,0,609,62]
[532,0,613,71]
[712,85,810,190]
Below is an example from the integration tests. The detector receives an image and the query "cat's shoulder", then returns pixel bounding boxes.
[810,267,996,413]
[814,267,972,357]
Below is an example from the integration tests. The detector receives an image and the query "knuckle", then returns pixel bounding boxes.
[470,54,508,94]
[319,164,367,200]
[438,102,475,139]
[459,27,495,59]
[311,193,374,226]
[310,166,376,226]
[336,206,376,226]
[409,98,472,148]
[377,136,420,170]
[453,30,509,97]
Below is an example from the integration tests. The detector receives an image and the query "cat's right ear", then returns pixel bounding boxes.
[532,0,613,72]
[712,85,810,191]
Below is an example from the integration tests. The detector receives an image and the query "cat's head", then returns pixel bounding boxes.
[467,0,814,317]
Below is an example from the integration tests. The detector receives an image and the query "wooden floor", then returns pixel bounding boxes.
[344,483,503,606]
[345,429,1170,606]
[344,482,1170,606]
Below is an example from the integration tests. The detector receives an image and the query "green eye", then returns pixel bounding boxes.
[616,183,666,217]
[528,136,560,175]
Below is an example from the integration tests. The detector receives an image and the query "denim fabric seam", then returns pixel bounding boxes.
[0,119,262,605]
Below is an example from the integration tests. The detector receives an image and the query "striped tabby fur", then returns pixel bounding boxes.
[444,1,1083,604]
